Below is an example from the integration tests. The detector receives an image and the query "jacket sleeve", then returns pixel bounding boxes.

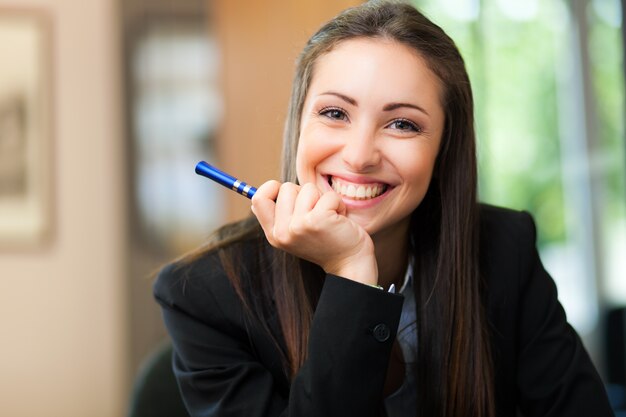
[514,212,614,416]
[153,258,403,417]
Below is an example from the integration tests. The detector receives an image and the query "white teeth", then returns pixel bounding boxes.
[330,177,386,200]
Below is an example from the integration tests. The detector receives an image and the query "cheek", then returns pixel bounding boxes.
[295,129,335,183]
[395,146,439,186]
[295,137,318,184]
[295,144,306,184]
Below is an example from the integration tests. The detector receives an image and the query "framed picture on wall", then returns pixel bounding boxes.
[0,9,53,248]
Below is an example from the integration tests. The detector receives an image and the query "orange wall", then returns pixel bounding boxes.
[213,0,362,221]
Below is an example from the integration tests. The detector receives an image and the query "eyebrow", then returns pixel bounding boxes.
[383,102,430,117]
[320,91,357,106]
[319,91,430,117]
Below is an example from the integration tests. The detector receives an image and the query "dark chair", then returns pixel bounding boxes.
[128,340,189,417]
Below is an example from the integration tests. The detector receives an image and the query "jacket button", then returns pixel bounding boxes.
[372,324,391,342]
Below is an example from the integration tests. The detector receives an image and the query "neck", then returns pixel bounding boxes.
[372,227,410,290]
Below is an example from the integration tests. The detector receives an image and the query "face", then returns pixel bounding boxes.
[295,37,445,242]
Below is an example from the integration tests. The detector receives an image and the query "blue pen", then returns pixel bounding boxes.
[195,161,257,199]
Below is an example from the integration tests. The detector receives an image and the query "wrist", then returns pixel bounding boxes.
[324,253,378,287]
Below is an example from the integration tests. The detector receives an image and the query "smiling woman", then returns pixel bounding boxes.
[292,38,443,285]
[153,2,615,417]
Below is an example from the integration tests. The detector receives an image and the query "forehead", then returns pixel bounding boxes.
[307,37,443,106]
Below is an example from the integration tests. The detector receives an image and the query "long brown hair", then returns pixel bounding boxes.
[182,1,494,416]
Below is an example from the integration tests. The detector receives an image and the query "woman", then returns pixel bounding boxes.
[154,2,614,416]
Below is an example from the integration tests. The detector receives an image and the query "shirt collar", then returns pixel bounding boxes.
[399,256,413,294]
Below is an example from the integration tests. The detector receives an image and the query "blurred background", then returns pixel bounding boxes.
[0,0,624,416]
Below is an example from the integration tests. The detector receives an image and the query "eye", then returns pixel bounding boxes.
[319,107,348,121]
[388,118,421,133]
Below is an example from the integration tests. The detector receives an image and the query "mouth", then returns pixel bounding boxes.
[328,176,389,200]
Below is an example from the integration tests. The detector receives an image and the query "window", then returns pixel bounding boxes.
[414,0,626,335]
[131,21,223,252]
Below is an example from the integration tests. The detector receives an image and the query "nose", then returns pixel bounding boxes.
[341,128,381,172]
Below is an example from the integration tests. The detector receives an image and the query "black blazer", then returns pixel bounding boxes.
[154,205,614,417]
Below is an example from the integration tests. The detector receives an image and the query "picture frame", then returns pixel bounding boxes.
[0,9,53,248]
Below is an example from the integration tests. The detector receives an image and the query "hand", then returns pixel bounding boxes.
[251,180,378,286]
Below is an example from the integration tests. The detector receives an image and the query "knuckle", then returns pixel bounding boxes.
[280,182,297,193]
[288,220,307,236]
[267,180,281,191]
[301,182,316,192]
[302,213,321,232]
[272,226,293,246]
[255,180,281,201]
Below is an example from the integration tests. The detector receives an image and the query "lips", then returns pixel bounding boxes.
[330,176,388,200]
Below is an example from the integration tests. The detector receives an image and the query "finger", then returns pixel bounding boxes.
[272,182,300,242]
[293,182,322,218]
[251,180,281,239]
[252,180,281,204]
[315,189,347,217]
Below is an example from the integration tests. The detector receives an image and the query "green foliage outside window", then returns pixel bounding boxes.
[413,0,625,252]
